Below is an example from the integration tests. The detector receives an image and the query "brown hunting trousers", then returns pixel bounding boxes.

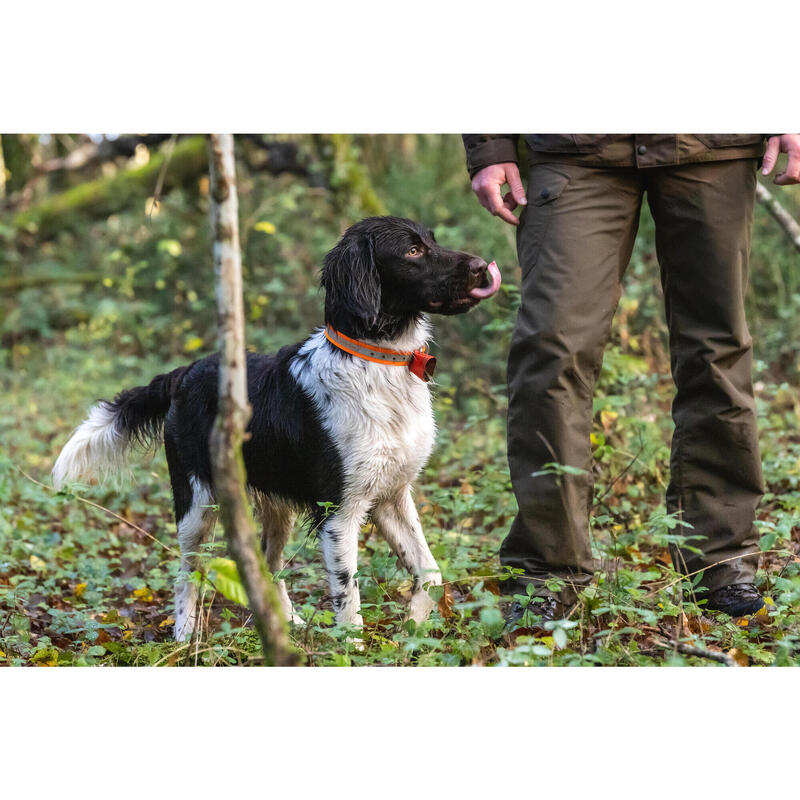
[503,158,764,601]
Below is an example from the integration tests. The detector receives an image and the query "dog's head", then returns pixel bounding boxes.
[321,216,500,339]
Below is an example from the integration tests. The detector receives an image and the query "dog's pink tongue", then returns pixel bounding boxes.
[469,261,502,300]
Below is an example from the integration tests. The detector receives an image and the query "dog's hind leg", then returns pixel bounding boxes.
[253,493,301,625]
[166,429,217,642]
[318,498,371,627]
[373,486,442,623]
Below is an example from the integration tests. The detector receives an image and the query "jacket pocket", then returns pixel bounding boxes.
[694,134,764,148]
[518,167,571,280]
[525,134,618,153]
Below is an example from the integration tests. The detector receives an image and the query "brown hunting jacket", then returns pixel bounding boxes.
[462,134,768,177]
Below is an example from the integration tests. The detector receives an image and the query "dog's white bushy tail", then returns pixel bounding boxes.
[52,403,130,489]
[52,366,189,490]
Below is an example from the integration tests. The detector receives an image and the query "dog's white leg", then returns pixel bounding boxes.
[254,493,301,625]
[319,498,370,627]
[373,486,442,623]
[174,478,216,642]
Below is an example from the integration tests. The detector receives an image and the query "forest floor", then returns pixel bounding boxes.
[2,334,800,667]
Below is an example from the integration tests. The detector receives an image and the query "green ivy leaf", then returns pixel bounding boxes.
[207,558,249,607]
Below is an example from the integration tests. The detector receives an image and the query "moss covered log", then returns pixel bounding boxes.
[12,136,208,241]
[0,271,101,293]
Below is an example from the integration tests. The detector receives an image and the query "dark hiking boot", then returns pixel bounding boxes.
[705,583,765,617]
[504,596,560,630]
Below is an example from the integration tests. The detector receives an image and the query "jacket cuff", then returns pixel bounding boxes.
[462,135,519,178]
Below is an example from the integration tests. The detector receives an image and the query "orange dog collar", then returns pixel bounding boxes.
[324,326,437,382]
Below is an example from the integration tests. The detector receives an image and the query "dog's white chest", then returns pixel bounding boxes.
[344,370,435,490]
[291,329,436,501]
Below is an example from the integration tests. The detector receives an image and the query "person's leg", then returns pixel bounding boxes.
[645,159,764,595]
[503,163,644,604]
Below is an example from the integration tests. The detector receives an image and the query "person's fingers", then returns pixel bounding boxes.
[773,172,800,185]
[762,136,781,175]
[502,190,518,211]
[494,204,520,225]
[471,164,522,224]
[774,148,800,185]
[486,185,519,223]
[505,165,527,206]
[478,184,518,224]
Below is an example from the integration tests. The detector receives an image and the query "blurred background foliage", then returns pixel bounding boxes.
[2,133,799,387]
[1,133,800,666]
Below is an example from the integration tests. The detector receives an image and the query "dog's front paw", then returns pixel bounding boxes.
[408,590,436,623]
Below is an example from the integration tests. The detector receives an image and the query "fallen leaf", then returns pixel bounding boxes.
[728,648,749,667]
[600,409,618,433]
[437,585,455,620]
[685,616,712,635]
[132,587,155,602]
[29,555,46,571]
[159,616,175,628]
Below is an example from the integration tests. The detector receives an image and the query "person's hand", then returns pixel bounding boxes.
[471,162,527,225]
[762,135,800,185]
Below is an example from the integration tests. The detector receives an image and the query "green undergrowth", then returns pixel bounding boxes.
[2,334,799,667]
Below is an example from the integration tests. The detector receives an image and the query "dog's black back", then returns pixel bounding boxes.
[114,346,345,525]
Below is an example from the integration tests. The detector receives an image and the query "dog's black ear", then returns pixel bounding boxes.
[321,232,381,329]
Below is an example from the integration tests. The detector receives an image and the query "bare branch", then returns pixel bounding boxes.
[756,181,800,253]
[207,133,299,667]
[660,639,737,667]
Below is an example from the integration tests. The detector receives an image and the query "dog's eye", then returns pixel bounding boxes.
[406,246,424,258]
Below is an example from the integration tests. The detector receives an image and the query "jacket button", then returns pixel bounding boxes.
[540,188,550,199]
[637,144,647,155]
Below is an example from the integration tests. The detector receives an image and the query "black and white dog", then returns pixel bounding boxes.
[52,217,501,640]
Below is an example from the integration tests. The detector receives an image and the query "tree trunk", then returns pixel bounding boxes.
[207,133,299,667]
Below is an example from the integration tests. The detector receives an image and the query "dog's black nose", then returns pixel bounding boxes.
[468,257,488,277]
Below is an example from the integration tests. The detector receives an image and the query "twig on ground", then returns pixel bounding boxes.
[658,638,737,667]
